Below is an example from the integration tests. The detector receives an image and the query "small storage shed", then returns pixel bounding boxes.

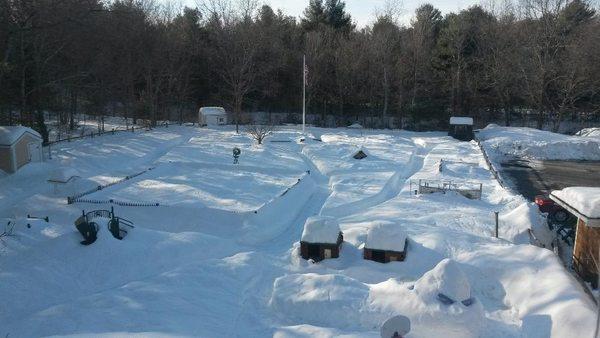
[364,224,408,263]
[300,216,343,262]
[199,107,227,126]
[0,126,43,174]
[449,117,474,141]
[550,187,600,288]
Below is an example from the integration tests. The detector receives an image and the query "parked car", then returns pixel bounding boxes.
[535,194,576,245]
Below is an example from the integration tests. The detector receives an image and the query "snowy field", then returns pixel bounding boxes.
[0,125,596,337]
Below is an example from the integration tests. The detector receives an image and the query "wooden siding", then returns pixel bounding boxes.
[300,232,343,262]
[573,218,600,288]
[364,247,406,263]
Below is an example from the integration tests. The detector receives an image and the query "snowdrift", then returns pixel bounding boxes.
[270,273,370,329]
[478,124,600,160]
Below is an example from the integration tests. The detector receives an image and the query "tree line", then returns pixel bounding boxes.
[1,0,599,142]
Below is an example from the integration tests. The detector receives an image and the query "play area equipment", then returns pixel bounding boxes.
[411,179,483,200]
[74,207,134,245]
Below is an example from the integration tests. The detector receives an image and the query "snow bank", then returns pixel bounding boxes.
[364,223,407,252]
[465,244,597,338]
[478,124,600,160]
[551,186,600,218]
[301,215,340,243]
[270,273,369,329]
[576,127,600,138]
[368,260,484,338]
[500,201,549,245]
[414,259,471,302]
[240,174,317,244]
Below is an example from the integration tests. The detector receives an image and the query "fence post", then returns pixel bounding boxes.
[494,211,499,238]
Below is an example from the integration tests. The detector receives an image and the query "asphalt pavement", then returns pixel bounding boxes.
[500,160,600,200]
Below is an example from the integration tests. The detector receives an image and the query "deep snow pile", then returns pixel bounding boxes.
[576,127,600,138]
[478,124,600,160]
[0,125,596,338]
[551,186,600,218]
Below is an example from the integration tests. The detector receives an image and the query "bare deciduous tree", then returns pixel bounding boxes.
[246,124,273,145]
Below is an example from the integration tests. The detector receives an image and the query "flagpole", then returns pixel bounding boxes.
[302,54,306,136]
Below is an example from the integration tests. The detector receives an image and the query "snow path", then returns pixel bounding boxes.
[321,140,427,218]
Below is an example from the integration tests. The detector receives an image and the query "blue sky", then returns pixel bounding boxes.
[182,0,483,26]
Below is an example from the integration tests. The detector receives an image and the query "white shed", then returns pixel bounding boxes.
[199,107,227,126]
[0,126,43,174]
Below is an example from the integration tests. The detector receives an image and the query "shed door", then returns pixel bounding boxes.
[324,248,332,259]
[28,142,41,162]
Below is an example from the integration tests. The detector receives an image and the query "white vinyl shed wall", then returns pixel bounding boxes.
[199,107,227,126]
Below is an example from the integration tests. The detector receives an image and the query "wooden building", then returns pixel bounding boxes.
[0,126,43,174]
[300,216,343,262]
[448,117,474,141]
[550,187,600,288]
[364,224,408,263]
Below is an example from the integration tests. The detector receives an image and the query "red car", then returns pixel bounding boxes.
[534,195,571,223]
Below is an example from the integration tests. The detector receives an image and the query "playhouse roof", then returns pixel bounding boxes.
[199,107,226,116]
[365,224,407,252]
[0,126,41,146]
[449,117,473,126]
[301,216,341,244]
[550,187,600,226]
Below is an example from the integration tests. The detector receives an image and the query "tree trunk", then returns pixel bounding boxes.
[69,89,77,130]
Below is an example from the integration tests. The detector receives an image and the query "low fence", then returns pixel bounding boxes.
[67,167,155,204]
[46,121,173,147]
[410,179,483,200]
[474,136,508,189]
[71,198,160,207]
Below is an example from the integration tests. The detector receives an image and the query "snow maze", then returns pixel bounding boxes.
[0,125,596,337]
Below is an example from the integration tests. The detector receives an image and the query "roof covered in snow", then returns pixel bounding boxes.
[199,107,226,116]
[550,187,600,226]
[449,117,473,125]
[347,122,363,129]
[0,126,42,146]
[365,224,407,252]
[301,216,341,243]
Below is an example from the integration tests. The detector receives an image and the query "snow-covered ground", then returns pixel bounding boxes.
[0,125,596,337]
[478,124,600,160]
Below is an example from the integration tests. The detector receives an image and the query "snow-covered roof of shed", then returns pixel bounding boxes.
[347,122,363,129]
[301,216,341,243]
[365,224,407,252]
[449,117,473,125]
[550,187,600,226]
[199,107,227,116]
[0,126,42,146]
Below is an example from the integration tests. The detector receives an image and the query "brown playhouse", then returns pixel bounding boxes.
[550,187,600,288]
[300,216,343,262]
[364,224,408,263]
